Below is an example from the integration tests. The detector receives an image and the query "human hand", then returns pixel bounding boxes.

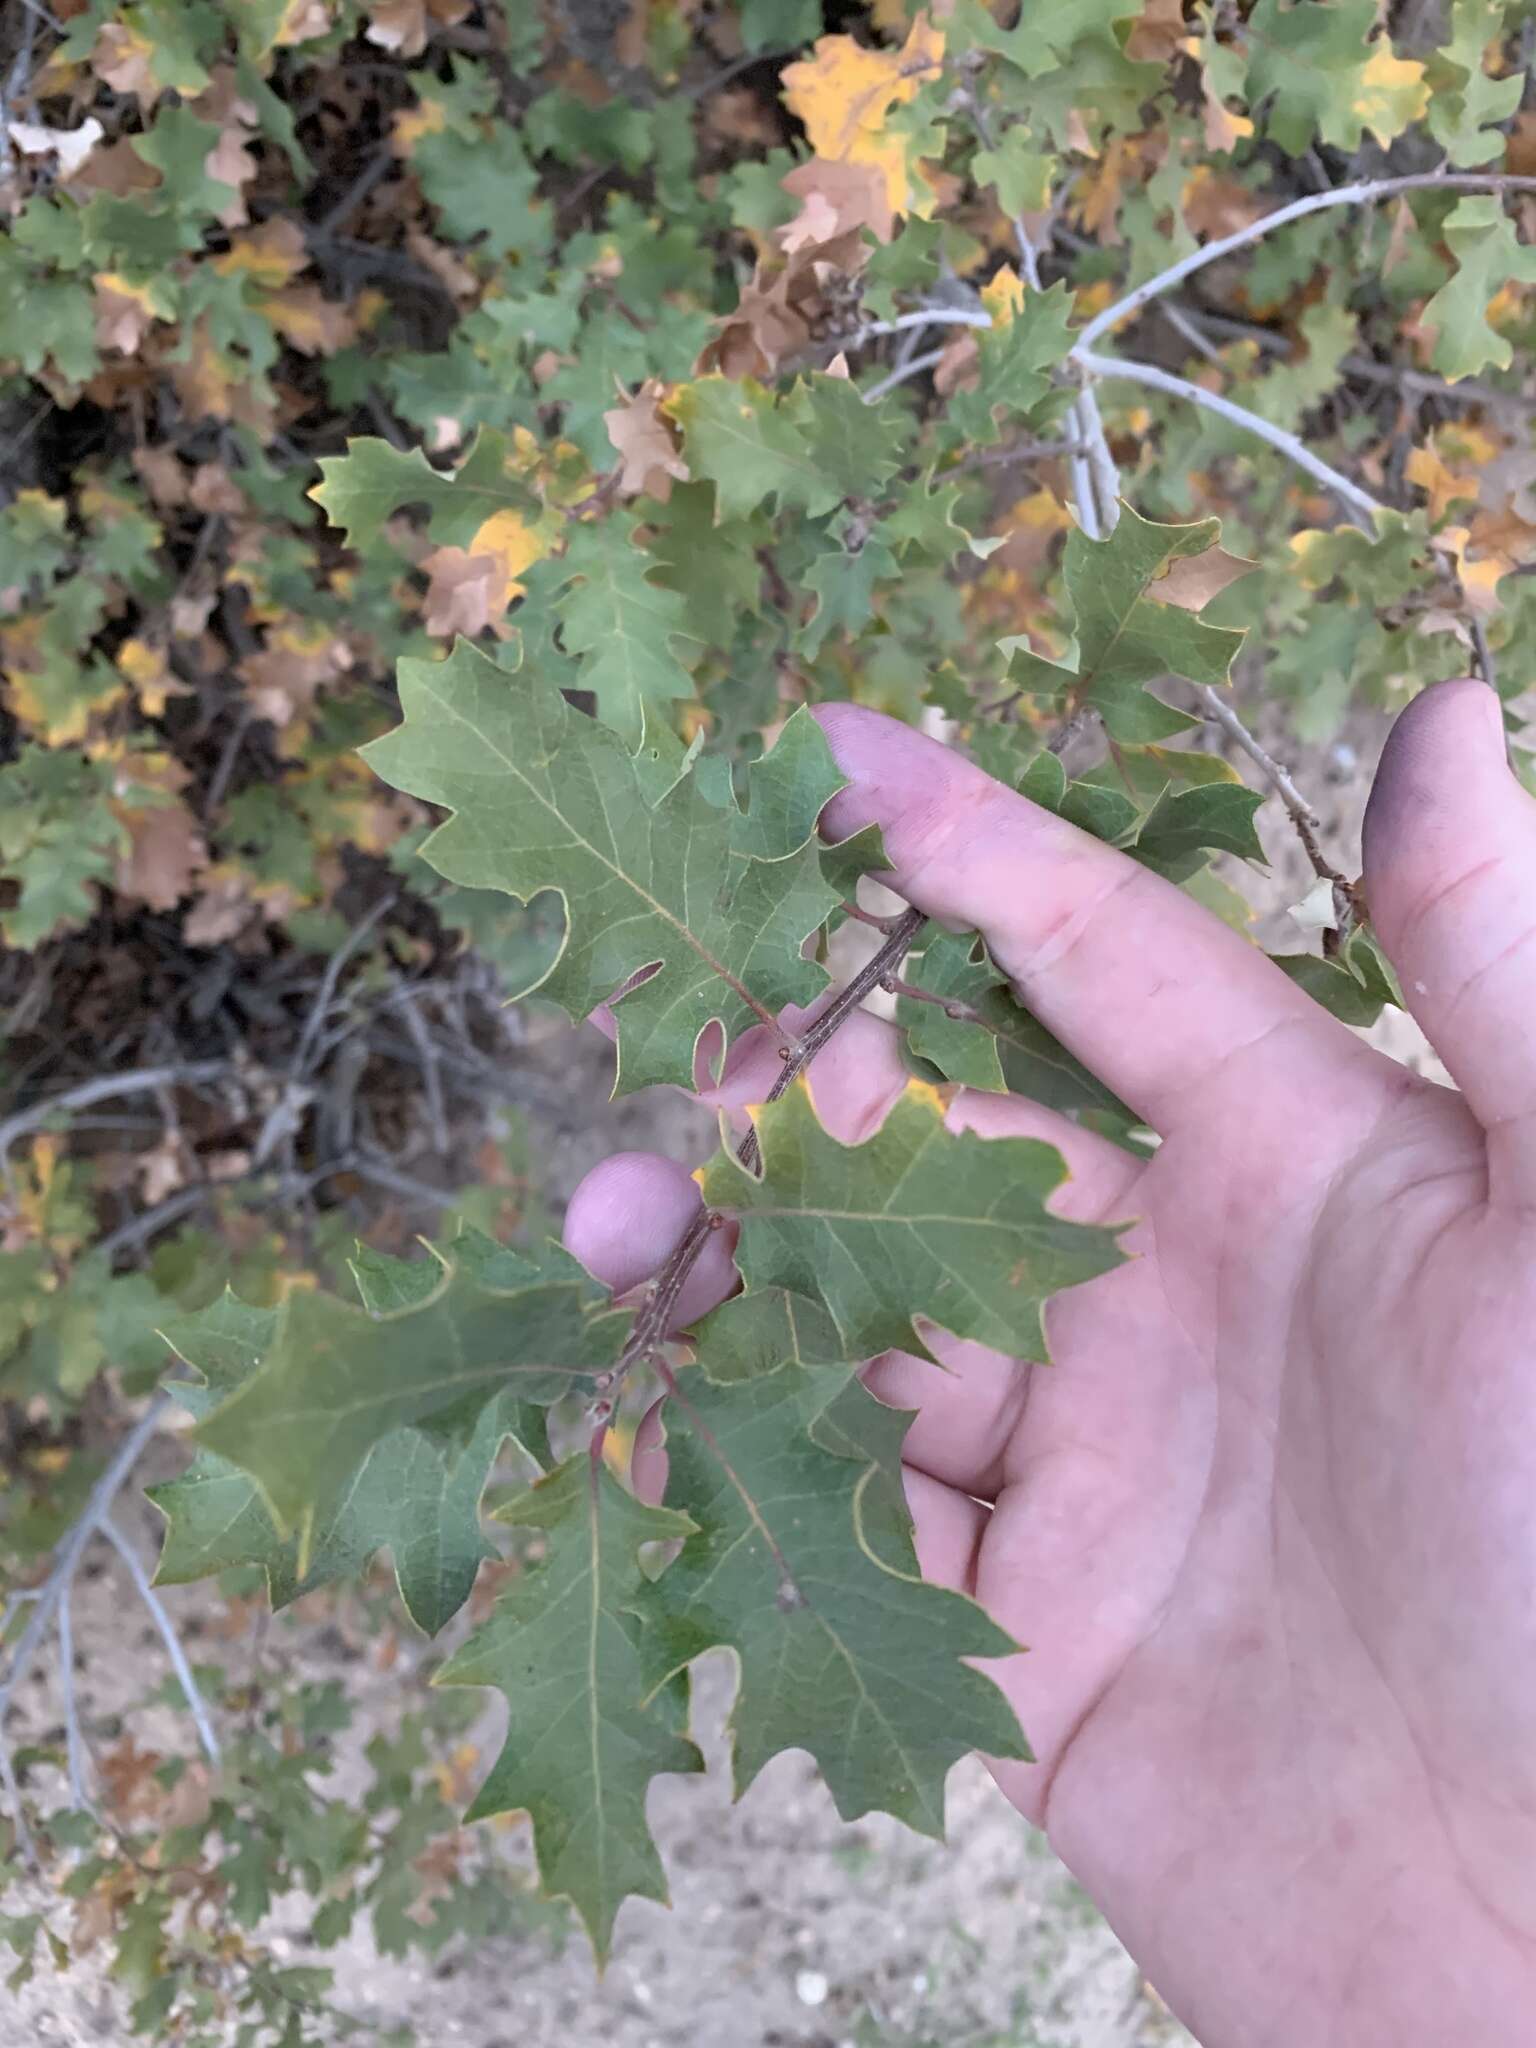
[565,679,1536,2047]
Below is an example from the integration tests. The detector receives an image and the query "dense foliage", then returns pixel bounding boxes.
[2,0,1535,2035]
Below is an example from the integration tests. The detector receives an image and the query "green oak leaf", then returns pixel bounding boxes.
[973,124,1055,218]
[796,534,898,661]
[309,431,540,552]
[784,376,904,503]
[0,747,125,949]
[946,283,1078,447]
[646,483,764,648]
[150,1386,527,1636]
[1243,0,1378,154]
[1270,926,1399,1026]
[1131,781,1266,879]
[194,1233,628,1563]
[1000,507,1246,742]
[1426,0,1525,166]
[895,926,1137,1125]
[699,1078,1125,1365]
[729,707,848,862]
[1016,749,1140,843]
[547,514,700,745]
[436,1457,703,1962]
[413,122,550,260]
[634,1363,1029,1834]
[688,1286,845,1383]
[669,374,900,521]
[131,109,238,217]
[361,639,842,1092]
[1421,198,1536,382]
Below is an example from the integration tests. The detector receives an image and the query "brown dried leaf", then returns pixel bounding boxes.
[1181,165,1264,240]
[69,134,160,199]
[1151,544,1255,612]
[420,547,505,637]
[90,21,157,106]
[1125,0,1189,63]
[188,462,247,515]
[405,225,479,298]
[114,792,209,913]
[93,277,158,355]
[604,379,691,501]
[132,445,188,507]
[205,125,257,228]
[215,216,310,288]
[779,156,894,250]
[237,621,352,724]
[184,877,258,946]
[366,0,429,55]
[262,286,356,355]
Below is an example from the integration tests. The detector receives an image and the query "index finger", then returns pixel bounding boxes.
[814,704,1393,1139]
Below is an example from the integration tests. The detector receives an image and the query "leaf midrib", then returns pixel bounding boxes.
[418,667,776,1029]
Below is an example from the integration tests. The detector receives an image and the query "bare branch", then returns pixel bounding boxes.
[1196,684,1343,886]
[863,346,949,403]
[0,1392,184,1859]
[1076,350,1385,527]
[1074,173,1536,355]
[0,1063,230,1180]
[100,1518,221,1768]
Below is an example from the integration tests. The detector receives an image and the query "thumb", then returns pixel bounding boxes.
[1363,676,1536,1207]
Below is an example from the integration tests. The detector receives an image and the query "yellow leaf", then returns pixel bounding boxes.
[214,218,309,288]
[781,12,945,218]
[468,508,550,598]
[1405,442,1480,524]
[1437,526,1507,616]
[392,98,447,157]
[979,264,1024,326]
[1351,46,1429,146]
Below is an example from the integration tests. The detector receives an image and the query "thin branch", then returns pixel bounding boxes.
[0,1392,178,1861]
[1340,352,1536,415]
[291,895,395,1077]
[56,1583,92,1815]
[1160,300,1226,365]
[967,92,1107,537]
[1196,684,1343,885]
[1076,350,1385,527]
[879,974,985,1026]
[863,347,949,403]
[1075,173,1536,356]
[0,1062,229,1178]
[615,908,929,1376]
[856,307,993,340]
[100,1519,221,1768]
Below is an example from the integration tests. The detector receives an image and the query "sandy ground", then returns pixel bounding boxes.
[3,707,1452,2048]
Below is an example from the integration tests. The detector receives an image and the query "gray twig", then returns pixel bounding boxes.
[863,347,948,403]
[292,894,395,1077]
[0,1063,229,1182]
[1076,350,1384,527]
[0,1392,183,1862]
[100,1518,220,1768]
[1196,684,1342,885]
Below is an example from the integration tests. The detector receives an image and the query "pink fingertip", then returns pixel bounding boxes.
[563,1152,703,1295]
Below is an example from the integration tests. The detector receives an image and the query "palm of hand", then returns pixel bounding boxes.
[567,680,1536,2045]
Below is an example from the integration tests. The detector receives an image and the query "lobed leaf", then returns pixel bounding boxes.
[699,1078,1126,1365]
[362,639,843,1093]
